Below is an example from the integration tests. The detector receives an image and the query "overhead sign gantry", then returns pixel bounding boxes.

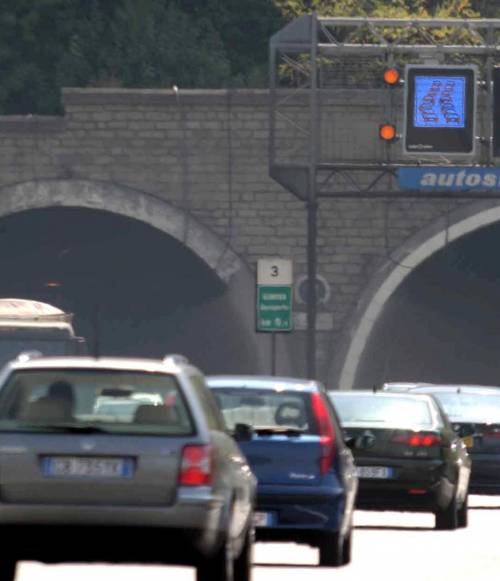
[269,14,500,378]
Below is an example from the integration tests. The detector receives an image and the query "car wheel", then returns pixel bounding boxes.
[457,494,468,528]
[318,532,344,567]
[233,526,254,581]
[197,536,234,581]
[341,529,352,565]
[0,559,16,581]
[435,495,458,530]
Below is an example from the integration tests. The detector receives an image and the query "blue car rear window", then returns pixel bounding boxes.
[212,387,316,433]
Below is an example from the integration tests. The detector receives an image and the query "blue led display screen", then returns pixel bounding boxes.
[413,75,466,129]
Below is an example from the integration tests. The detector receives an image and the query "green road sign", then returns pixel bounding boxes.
[256,285,292,332]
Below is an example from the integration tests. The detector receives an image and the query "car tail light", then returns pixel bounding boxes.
[483,431,500,438]
[391,432,442,447]
[179,444,213,486]
[311,392,336,474]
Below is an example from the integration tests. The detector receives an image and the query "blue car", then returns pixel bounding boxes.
[207,375,358,567]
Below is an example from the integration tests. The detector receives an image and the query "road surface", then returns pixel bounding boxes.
[15,495,499,581]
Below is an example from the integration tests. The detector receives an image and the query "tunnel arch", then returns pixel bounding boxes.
[0,178,271,373]
[0,178,240,282]
[330,199,500,390]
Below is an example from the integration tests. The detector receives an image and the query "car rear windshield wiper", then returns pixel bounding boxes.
[254,426,304,437]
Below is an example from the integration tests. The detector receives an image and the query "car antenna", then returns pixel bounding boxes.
[92,303,100,359]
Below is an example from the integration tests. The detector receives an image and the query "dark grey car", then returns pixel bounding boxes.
[401,385,500,494]
[330,391,471,530]
[0,354,256,581]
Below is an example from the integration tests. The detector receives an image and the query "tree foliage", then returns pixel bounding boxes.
[0,0,496,115]
[57,0,232,90]
[0,0,284,114]
[274,0,480,18]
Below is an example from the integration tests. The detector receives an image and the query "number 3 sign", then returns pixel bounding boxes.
[257,259,293,285]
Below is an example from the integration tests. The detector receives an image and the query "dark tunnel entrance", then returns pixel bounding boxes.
[0,207,253,373]
[356,220,500,388]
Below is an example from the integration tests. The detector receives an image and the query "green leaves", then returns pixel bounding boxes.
[0,0,493,115]
[274,0,479,18]
[0,0,280,114]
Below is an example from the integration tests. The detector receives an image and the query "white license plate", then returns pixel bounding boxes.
[253,512,273,527]
[43,457,133,478]
[356,466,394,479]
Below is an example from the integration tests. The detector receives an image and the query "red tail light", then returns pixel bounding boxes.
[483,431,500,438]
[311,392,336,474]
[391,432,442,447]
[179,445,213,486]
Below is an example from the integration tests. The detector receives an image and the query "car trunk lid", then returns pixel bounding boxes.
[453,421,500,454]
[239,432,324,485]
[0,432,188,506]
[343,425,442,460]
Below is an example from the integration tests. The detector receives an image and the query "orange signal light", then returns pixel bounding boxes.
[379,123,397,142]
[383,67,400,86]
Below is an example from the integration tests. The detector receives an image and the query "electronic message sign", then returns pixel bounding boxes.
[404,65,477,156]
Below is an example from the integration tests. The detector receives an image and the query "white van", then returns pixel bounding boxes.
[0,298,85,367]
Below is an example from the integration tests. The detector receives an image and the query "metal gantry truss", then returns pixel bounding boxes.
[268,15,500,379]
[269,14,500,200]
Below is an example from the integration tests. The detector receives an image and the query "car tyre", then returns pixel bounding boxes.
[233,526,254,581]
[457,494,468,528]
[0,559,16,581]
[197,535,234,581]
[318,531,344,567]
[341,529,352,565]
[435,495,458,530]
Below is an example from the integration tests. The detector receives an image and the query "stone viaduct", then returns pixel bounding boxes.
[0,87,498,388]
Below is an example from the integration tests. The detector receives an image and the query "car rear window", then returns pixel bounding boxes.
[0,369,194,435]
[331,394,434,428]
[211,387,315,433]
[430,393,500,423]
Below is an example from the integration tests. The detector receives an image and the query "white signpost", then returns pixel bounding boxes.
[256,258,293,375]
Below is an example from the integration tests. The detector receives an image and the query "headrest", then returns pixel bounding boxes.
[133,404,176,424]
[22,397,73,422]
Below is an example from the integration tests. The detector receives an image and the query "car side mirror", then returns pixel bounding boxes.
[233,422,254,442]
[343,434,357,449]
[74,337,87,355]
[453,423,475,438]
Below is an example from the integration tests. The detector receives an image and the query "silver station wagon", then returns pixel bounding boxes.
[0,354,256,581]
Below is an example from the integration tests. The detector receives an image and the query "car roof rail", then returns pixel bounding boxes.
[16,350,44,362]
[163,353,189,366]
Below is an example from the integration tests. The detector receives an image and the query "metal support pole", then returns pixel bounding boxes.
[306,199,318,379]
[307,14,319,380]
[487,24,494,165]
[271,333,277,376]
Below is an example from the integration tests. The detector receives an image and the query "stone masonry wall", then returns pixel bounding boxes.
[0,88,474,382]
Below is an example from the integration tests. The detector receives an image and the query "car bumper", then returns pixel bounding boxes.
[253,483,348,541]
[0,488,227,563]
[354,459,455,512]
[469,454,500,494]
